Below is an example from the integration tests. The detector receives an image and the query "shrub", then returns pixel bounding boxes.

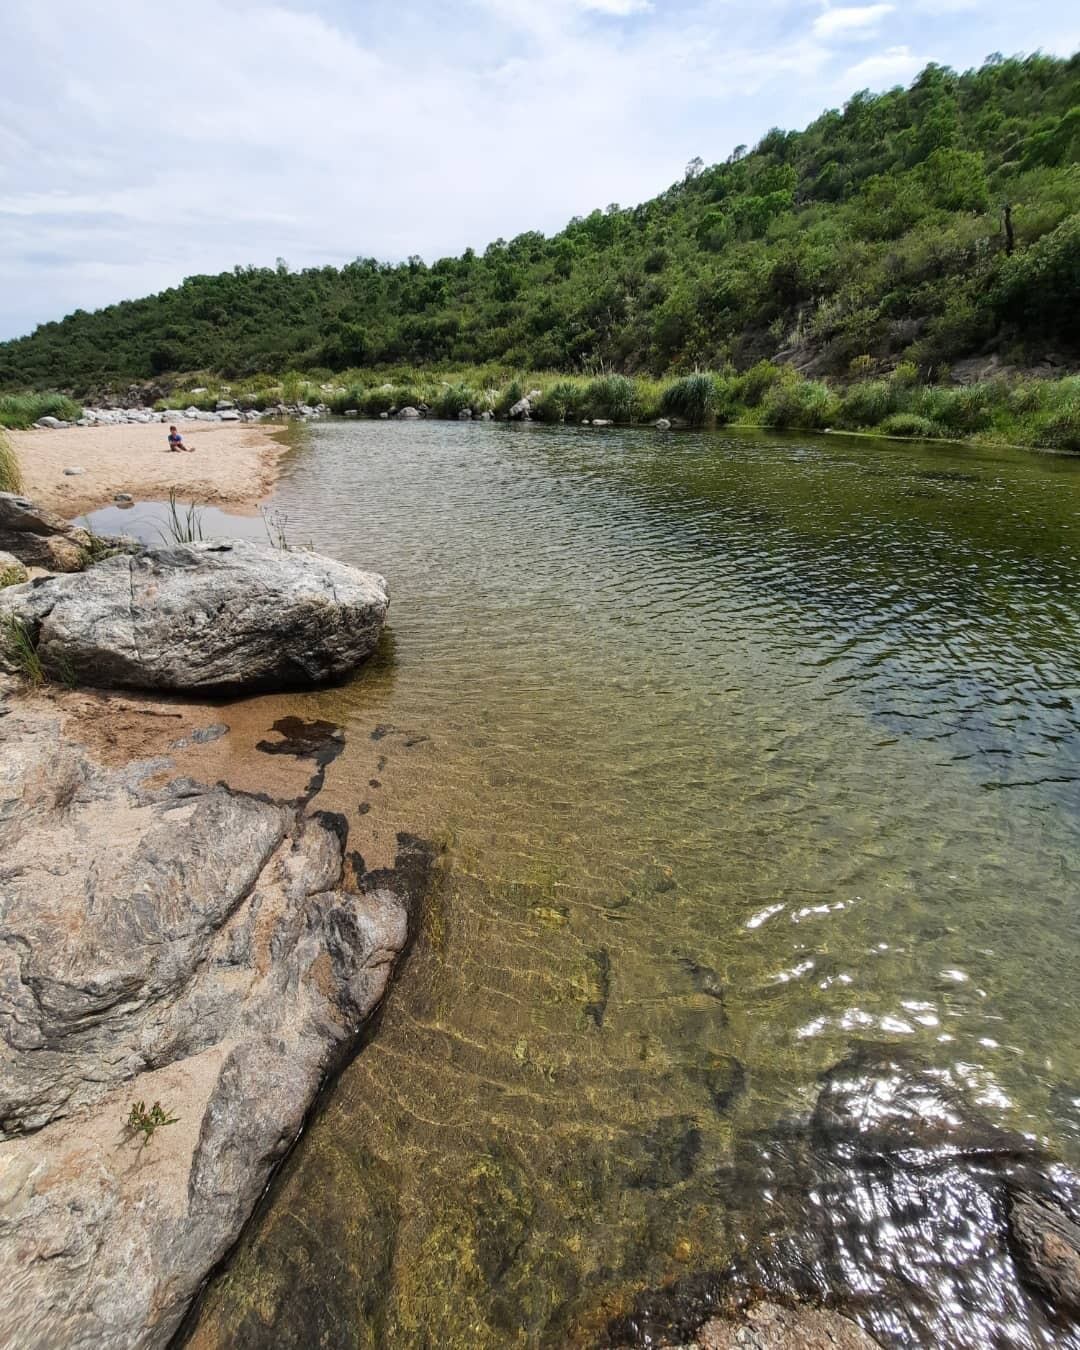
[837,380,898,428]
[0,392,83,429]
[889,361,920,388]
[879,412,943,439]
[433,383,477,418]
[1007,381,1047,416]
[659,373,718,427]
[933,383,1001,434]
[0,429,21,493]
[583,374,639,423]
[1033,381,1080,450]
[848,354,875,378]
[494,379,525,418]
[761,377,838,430]
[534,381,583,423]
[735,360,784,407]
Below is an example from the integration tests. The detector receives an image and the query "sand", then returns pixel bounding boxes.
[9,419,286,518]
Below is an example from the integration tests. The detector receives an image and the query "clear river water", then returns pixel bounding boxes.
[92,420,1080,1348]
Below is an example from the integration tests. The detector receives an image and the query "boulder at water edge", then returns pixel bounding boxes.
[0,538,388,692]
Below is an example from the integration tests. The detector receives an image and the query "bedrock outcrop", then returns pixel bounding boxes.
[0,537,389,692]
[0,690,431,1349]
[0,489,96,572]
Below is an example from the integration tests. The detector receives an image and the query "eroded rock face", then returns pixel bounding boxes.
[0,490,92,571]
[0,695,431,1349]
[0,538,389,692]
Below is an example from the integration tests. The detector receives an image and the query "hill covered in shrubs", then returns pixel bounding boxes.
[1,52,1077,390]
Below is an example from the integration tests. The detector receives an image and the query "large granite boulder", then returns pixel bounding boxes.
[0,538,388,692]
[0,696,431,1349]
[0,490,92,571]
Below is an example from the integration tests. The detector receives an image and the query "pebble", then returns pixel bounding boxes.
[63,467,86,476]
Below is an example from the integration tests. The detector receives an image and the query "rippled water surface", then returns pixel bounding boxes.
[151,422,1079,1347]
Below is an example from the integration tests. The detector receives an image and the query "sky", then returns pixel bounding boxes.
[0,0,1076,340]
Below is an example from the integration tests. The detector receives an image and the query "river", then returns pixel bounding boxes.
[92,420,1080,1347]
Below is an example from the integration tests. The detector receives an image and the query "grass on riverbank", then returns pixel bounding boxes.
[4,361,1078,453]
[146,362,1080,452]
[0,392,83,429]
[0,429,21,492]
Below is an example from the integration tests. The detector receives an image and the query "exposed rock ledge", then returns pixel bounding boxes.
[0,688,432,1348]
[1,536,389,693]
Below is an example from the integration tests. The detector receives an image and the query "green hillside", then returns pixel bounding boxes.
[2,52,1078,391]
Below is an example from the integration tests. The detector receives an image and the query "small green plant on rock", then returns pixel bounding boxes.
[126,1099,179,1144]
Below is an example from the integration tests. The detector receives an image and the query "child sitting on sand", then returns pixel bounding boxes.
[167,425,194,453]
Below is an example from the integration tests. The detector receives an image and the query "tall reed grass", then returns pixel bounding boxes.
[0,392,82,429]
[0,429,21,493]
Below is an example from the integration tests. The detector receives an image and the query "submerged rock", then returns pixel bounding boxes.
[0,538,388,692]
[665,1301,880,1348]
[610,1046,1080,1348]
[0,694,433,1349]
[1011,1193,1080,1313]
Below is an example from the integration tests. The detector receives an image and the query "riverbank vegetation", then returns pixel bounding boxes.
[0,392,83,430]
[1,54,1077,391]
[150,361,1080,451]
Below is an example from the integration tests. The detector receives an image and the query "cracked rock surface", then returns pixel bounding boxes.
[0,537,389,692]
[0,690,430,1349]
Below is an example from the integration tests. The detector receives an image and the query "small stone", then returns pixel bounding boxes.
[62,467,86,476]
[655,418,672,431]
[113,493,134,504]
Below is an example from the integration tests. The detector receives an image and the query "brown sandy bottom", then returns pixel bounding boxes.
[8,420,287,518]
[24,679,433,879]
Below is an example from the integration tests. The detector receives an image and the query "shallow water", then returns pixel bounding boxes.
[95,422,1080,1347]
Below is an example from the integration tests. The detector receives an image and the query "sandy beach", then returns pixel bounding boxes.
[8,418,286,518]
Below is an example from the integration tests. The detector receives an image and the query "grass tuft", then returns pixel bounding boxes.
[0,428,21,493]
[160,490,205,545]
[2,614,45,685]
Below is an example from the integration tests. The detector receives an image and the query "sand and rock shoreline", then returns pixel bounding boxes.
[0,429,439,1345]
[7,418,286,519]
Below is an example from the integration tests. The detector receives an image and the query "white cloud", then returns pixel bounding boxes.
[841,43,923,88]
[576,0,654,12]
[813,4,894,39]
[0,0,1077,339]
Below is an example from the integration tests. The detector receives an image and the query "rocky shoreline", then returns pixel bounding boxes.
[0,495,434,1346]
